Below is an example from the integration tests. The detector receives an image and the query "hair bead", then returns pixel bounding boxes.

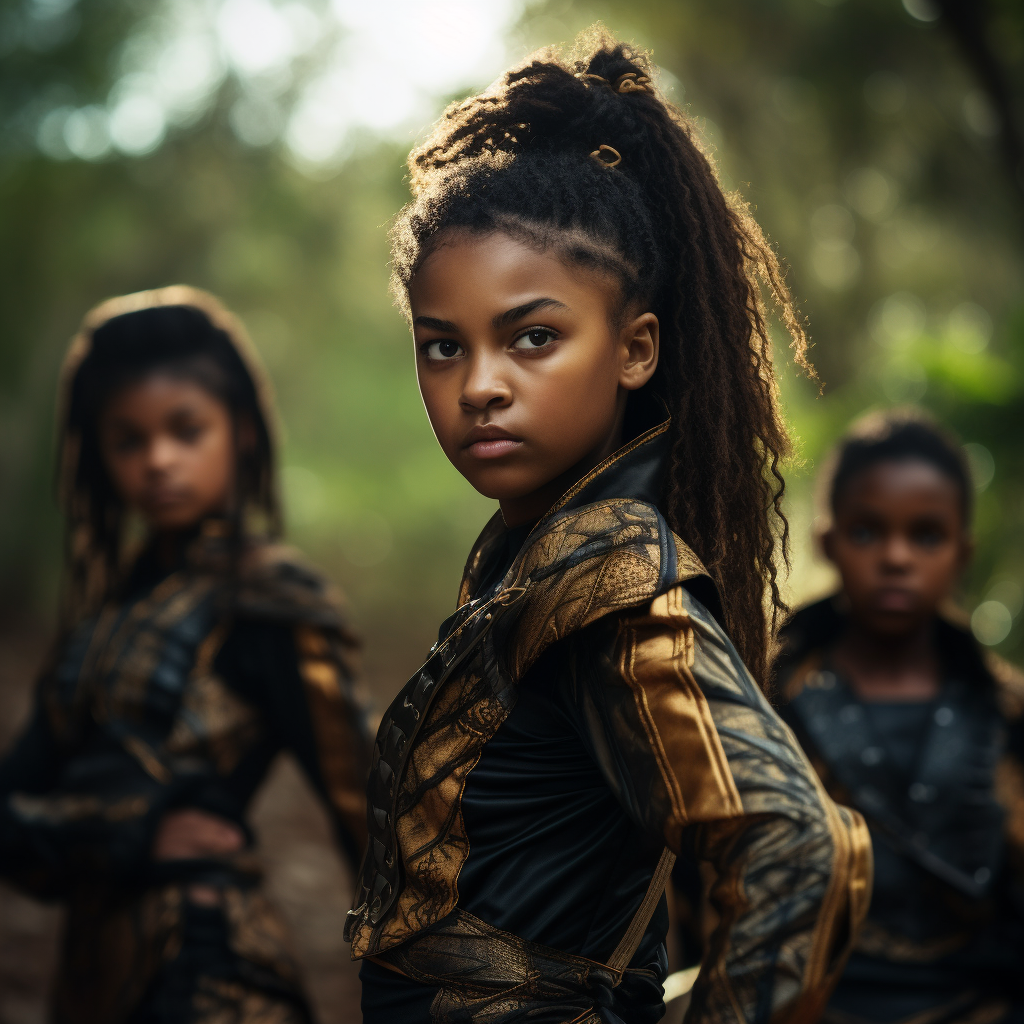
[590,144,622,168]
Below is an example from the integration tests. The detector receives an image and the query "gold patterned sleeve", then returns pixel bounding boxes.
[292,624,370,867]
[584,585,872,1024]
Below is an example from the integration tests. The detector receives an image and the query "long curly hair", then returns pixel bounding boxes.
[57,286,281,623]
[390,28,810,686]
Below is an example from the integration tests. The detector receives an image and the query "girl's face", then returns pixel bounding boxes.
[97,374,236,532]
[824,459,971,637]
[409,230,659,526]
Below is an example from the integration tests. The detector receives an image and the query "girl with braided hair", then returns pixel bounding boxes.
[347,29,871,1024]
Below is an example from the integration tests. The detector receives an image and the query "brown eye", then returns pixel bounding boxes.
[112,431,144,455]
[849,524,878,545]
[912,526,946,549]
[511,328,557,351]
[424,339,463,360]
[175,422,203,443]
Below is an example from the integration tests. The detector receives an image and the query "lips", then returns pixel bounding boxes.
[872,587,918,612]
[462,424,524,460]
[144,489,190,509]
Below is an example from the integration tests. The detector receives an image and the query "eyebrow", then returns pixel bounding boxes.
[492,298,569,331]
[413,315,460,332]
[412,298,570,336]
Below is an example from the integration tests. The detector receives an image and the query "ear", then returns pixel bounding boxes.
[618,312,659,391]
[235,414,258,456]
[956,532,975,575]
[821,527,837,565]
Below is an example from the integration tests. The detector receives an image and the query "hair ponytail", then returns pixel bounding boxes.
[392,27,811,687]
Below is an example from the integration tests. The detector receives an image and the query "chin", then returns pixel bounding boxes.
[145,509,203,532]
[866,612,924,637]
[460,469,541,503]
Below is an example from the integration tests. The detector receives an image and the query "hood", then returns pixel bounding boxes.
[56,286,280,622]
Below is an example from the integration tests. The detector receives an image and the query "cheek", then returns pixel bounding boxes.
[417,369,464,444]
[194,425,237,494]
[830,542,877,586]
[922,546,962,585]
[528,351,619,425]
[102,450,145,495]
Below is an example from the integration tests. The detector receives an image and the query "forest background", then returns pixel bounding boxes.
[0,0,1022,1022]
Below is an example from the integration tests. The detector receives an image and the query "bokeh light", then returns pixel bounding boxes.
[26,0,524,172]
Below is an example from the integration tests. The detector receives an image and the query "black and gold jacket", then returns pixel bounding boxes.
[775,597,1024,1024]
[349,420,872,1024]
[0,530,370,1024]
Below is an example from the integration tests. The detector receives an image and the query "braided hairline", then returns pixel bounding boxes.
[394,214,645,327]
[392,29,810,688]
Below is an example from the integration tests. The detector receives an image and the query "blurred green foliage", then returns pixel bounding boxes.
[2,0,1023,700]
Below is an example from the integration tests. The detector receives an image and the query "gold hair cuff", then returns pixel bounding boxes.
[590,144,622,168]
[575,72,653,96]
[614,73,652,94]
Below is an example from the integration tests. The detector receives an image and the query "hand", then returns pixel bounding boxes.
[152,808,245,861]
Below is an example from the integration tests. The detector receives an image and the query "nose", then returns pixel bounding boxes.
[880,533,914,572]
[459,349,512,412]
[145,435,178,475]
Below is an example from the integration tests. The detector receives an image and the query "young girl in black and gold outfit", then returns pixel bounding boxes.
[775,412,1024,1024]
[347,31,872,1024]
[0,288,370,1024]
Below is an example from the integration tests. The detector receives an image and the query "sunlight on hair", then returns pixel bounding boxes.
[34,0,524,171]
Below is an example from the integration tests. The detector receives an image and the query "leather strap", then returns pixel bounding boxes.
[607,847,677,973]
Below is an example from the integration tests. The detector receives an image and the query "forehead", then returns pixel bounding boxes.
[835,458,963,516]
[100,373,223,421]
[408,230,618,319]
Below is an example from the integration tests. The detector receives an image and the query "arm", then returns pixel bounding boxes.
[248,622,370,869]
[0,699,64,798]
[578,585,871,1024]
[291,624,371,868]
[0,698,169,896]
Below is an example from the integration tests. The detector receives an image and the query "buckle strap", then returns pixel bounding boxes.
[606,846,676,974]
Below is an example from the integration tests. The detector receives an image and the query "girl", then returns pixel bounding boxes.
[775,412,1024,1024]
[346,30,871,1024]
[0,287,370,1024]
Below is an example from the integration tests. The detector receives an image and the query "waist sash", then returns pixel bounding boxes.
[372,848,676,1024]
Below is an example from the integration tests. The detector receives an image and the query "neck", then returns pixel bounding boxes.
[153,530,187,569]
[832,616,941,701]
[499,419,626,529]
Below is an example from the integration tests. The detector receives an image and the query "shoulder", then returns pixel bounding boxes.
[771,597,844,702]
[504,498,715,680]
[608,580,765,711]
[933,612,1024,724]
[232,541,358,643]
[985,652,1024,723]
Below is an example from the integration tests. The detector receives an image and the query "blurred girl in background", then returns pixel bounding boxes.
[346,29,870,1024]
[775,411,1024,1024]
[0,287,370,1024]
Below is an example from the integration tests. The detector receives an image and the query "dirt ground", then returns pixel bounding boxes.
[0,617,362,1024]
